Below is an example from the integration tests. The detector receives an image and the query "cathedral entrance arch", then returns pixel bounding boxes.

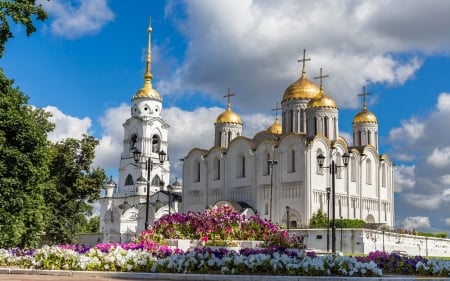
[282,208,301,229]
[366,214,375,223]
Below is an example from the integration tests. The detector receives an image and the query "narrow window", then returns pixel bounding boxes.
[152,135,160,153]
[130,134,137,150]
[366,159,372,184]
[125,174,133,186]
[324,116,329,138]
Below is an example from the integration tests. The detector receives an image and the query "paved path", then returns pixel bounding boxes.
[1,269,450,281]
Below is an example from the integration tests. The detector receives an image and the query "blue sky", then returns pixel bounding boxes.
[2,0,450,234]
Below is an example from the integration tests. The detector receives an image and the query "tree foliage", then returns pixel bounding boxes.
[44,135,106,244]
[0,0,48,58]
[309,209,329,228]
[0,69,54,248]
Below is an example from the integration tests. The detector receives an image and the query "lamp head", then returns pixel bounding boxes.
[133,148,142,163]
[342,152,350,166]
[317,153,325,167]
[158,150,167,163]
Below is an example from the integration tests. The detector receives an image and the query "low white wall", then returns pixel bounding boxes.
[291,229,450,257]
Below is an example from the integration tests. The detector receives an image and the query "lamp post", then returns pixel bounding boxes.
[326,186,331,252]
[267,159,278,221]
[286,206,290,231]
[317,151,350,255]
[133,148,166,230]
[167,184,173,216]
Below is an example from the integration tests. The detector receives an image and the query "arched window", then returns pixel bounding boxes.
[288,149,295,173]
[194,161,200,182]
[213,157,220,180]
[351,155,357,182]
[237,154,245,178]
[366,159,372,185]
[324,116,329,138]
[264,153,271,176]
[152,135,160,153]
[336,153,343,178]
[381,162,386,187]
[227,131,232,145]
[130,134,137,150]
[368,130,372,145]
[125,174,133,186]
[151,175,161,187]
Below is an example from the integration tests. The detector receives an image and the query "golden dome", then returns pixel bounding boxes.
[353,104,377,124]
[133,79,162,101]
[308,90,337,109]
[267,117,282,134]
[132,24,162,102]
[283,73,321,101]
[216,107,242,124]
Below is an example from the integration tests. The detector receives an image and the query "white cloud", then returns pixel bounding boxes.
[402,194,441,211]
[44,106,92,142]
[160,0,450,112]
[39,0,115,39]
[445,218,450,227]
[394,165,415,192]
[402,216,430,230]
[389,118,425,147]
[93,104,128,170]
[436,93,450,113]
[427,147,450,168]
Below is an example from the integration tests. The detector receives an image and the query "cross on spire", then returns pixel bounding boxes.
[298,49,311,75]
[358,86,371,108]
[314,67,329,90]
[223,88,235,109]
[272,101,282,119]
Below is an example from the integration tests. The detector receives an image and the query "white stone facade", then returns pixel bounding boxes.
[182,57,394,229]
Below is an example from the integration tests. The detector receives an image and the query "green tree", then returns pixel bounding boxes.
[45,135,106,244]
[309,208,329,228]
[0,0,47,58]
[0,69,54,248]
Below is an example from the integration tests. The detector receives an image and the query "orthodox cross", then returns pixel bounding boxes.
[358,86,371,107]
[223,88,235,108]
[272,101,282,119]
[314,67,329,90]
[298,49,311,74]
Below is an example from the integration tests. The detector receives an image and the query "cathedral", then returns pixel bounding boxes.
[182,51,395,229]
[99,26,181,243]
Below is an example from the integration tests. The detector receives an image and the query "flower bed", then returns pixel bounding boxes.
[0,207,449,277]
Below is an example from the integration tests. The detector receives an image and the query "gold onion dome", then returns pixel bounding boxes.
[216,106,242,124]
[353,104,377,123]
[283,73,321,101]
[267,117,282,134]
[308,90,337,109]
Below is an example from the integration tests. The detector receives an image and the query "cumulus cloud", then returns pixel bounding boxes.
[44,106,92,142]
[402,193,446,211]
[394,165,415,192]
[402,216,430,230]
[389,118,425,147]
[427,147,450,168]
[39,0,115,39]
[92,104,128,169]
[445,218,450,227]
[158,0,450,112]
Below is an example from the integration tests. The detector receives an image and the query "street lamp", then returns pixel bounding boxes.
[267,159,278,221]
[286,206,290,231]
[317,151,350,255]
[326,186,331,252]
[133,148,166,230]
[167,184,173,216]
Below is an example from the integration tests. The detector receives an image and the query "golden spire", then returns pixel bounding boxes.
[132,18,162,101]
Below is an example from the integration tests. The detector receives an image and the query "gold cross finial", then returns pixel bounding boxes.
[314,67,329,90]
[358,86,371,108]
[272,101,282,119]
[223,88,235,109]
[298,49,311,75]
